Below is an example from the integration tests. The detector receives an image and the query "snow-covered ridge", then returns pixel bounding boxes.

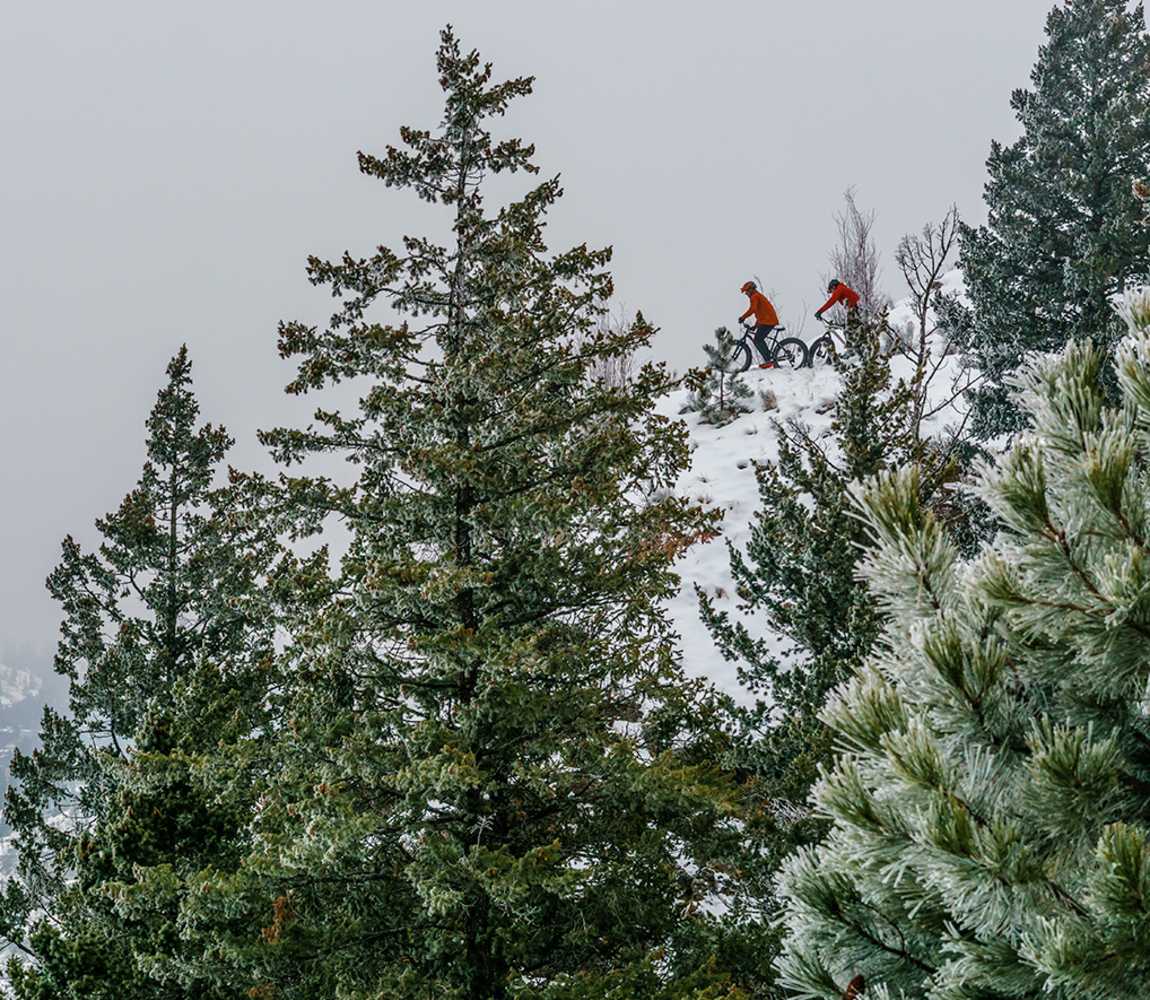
[663,277,969,701]
[660,364,840,700]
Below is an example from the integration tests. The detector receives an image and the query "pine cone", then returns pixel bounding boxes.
[843,974,866,999]
[1133,179,1150,203]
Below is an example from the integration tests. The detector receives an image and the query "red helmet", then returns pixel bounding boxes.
[741,281,756,294]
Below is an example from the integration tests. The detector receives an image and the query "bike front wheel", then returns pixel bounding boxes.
[716,340,752,374]
[808,335,835,367]
[773,338,809,370]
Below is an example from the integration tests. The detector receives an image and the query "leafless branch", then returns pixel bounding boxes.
[827,187,887,316]
[892,206,973,445]
[575,303,639,389]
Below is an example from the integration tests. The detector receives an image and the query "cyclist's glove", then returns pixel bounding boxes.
[814,310,823,321]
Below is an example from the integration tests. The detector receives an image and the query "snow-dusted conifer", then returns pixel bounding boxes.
[776,293,1150,998]
[690,327,754,426]
[1,348,278,998]
[156,30,741,1000]
[959,0,1150,441]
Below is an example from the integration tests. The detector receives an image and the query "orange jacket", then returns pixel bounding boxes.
[818,283,861,314]
[740,290,779,327]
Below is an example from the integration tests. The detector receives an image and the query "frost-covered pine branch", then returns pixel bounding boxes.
[775,290,1150,999]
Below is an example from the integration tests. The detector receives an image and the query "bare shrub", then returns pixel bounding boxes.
[827,187,887,316]
[895,206,959,366]
[581,304,639,389]
[893,205,978,445]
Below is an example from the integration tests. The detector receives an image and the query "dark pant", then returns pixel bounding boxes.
[752,325,776,363]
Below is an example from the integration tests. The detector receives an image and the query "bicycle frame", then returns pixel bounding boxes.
[739,322,783,352]
[817,320,848,345]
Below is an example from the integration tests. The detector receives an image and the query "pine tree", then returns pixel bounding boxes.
[1,348,278,998]
[775,291,1150,998]
[959,0,1150,441]
[689,328,754,426]
[151,30,742,1000]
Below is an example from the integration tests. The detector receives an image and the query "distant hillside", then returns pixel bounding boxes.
[0,664,47,841]
[0,663,40,710]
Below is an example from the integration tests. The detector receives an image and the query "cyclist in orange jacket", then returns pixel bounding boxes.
[815,278,861,322]
[739,280,781,369]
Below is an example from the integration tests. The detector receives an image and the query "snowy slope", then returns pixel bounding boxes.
[659,364,839,699]
[663,280,970,701]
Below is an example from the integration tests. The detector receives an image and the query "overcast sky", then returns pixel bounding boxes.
[1,0,1088,667]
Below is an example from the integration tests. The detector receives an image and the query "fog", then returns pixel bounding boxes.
[1,0,1064,666]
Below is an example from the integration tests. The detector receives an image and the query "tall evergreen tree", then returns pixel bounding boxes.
[1,348,278,999]
[959,0,1150,441]
[776,292,1150,998]
[142,30,742,1000]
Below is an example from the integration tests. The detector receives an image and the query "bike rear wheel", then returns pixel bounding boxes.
[808,335,835,367]
[773,337,809,370]
[716,340,752,374]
